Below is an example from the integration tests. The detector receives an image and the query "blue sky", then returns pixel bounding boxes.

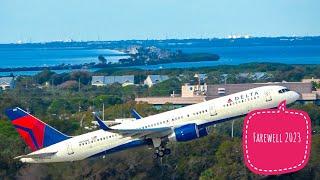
[0,0,319,43]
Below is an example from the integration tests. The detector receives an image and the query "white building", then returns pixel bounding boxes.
[181,83,207,97]
[92,75,134,87]
[144,75,169,87]
[0,77,15,90]
[302,77,320,84]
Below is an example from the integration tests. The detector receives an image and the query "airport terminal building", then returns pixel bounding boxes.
[135,81,320,106]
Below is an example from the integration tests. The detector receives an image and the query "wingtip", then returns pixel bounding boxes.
[130,109,142,119]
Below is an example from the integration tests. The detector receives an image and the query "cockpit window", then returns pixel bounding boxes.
[278,88,290,93]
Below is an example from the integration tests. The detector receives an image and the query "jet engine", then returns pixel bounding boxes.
[168,123,208,142]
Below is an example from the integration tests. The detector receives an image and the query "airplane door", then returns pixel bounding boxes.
[265,91,272,102]
[209,104,217,116]
[67,143,74,155]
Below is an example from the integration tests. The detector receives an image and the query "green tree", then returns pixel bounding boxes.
[98,55,107,64]
[35,69,55,84]
[147,77,181,96]
[200,138,252,180]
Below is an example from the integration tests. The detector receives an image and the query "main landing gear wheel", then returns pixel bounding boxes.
[153,147,171,159]
[152,153,159,159]
[151,138,171,159]
[158,150,164,157]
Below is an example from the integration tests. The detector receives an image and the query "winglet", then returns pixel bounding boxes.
[93,112,110,131]
[130,109,143,120]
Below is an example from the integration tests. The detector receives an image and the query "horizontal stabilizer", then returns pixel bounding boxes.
[14,151,57,159]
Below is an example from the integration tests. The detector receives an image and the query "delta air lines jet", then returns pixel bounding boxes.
[5,85,299,163]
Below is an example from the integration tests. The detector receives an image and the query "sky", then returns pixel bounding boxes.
[0,0,319,43]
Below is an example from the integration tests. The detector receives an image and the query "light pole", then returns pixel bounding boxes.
[231,120,234,138]
[100,98,105,121]
[102,103,105,121]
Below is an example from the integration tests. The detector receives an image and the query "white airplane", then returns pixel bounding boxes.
[5,85,299,163]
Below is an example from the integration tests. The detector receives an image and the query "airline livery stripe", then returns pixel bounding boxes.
[14,125,40,150]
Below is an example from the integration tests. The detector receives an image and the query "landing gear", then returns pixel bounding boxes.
[151,138,171,159]
[153,146,171,159]
[158,150,164,157]
[152,153,159,159]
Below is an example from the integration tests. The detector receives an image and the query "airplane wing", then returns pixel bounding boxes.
[14,151,57,159]
[105,127,171,138]
[93,112,171,138]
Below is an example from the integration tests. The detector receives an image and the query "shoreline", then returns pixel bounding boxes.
[0,54,220,75]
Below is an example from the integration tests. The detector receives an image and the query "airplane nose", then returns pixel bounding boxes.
[292,91,300,101]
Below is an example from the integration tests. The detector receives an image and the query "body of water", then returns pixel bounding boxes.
[1,44,320,75]
[0,47,127,68]
[132,45,320,70]
[0,68,102,77]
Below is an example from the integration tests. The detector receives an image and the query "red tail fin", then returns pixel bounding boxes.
[5,107,69,151]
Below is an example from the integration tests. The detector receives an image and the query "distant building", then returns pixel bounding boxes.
[0,77,15,90]
[194,73,207,83]
[182,83,207,97]
[302,77,320,83]
[144,75,169,87]
[136,81,320,106]
[205,82,315,103]
[251,72,269,80]
[92,75,134,87]
[127,45,140,55]
[237,72,269,80]
[135,96,205,106]
[91,76,105,86]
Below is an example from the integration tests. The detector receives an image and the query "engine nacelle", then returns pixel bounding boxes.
[168,124,208,142]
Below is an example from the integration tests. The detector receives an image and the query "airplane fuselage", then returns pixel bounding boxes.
[19,85,299,163]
